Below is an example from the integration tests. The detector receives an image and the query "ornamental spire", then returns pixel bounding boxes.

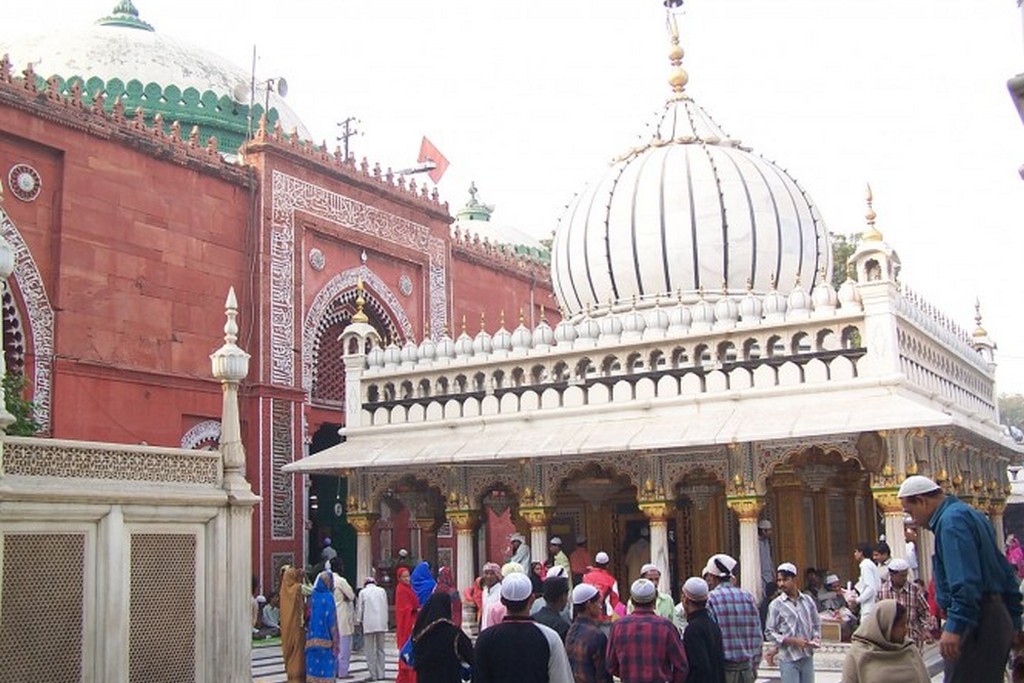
[863,183,883,242]
[96,0,155,32]
[665,1,689,99]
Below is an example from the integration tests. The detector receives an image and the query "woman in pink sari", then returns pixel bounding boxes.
[1006,534,1024,578]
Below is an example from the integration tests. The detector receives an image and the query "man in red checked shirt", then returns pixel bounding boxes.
[607,579,688,683]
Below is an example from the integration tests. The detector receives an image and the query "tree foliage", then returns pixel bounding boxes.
[1000,393,1024,429]
[830,232,862,290]
[3,371,40,436]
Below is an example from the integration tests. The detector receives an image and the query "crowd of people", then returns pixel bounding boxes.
[260,473,1024,683]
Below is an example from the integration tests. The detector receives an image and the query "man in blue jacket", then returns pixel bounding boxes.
[899,474,1023,682]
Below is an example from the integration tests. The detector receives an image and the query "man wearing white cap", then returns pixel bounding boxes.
[582,551,621,619]
[899,474,1022,681]
[681,577,726,683]
[627,563,674,620]
[765,562,820,683]
[549,537,571,581]
[480,561,504,630]
[355,576,388,681]
[565,584,612,683]
[703,554,762,683]
[757,520,775,592]
[510,532,532,568]
[474,572,574,683]
[877,557,932,648]
[607,579,689,683]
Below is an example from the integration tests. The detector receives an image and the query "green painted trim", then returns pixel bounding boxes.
[47,74,281,152]
[96,0,155,32]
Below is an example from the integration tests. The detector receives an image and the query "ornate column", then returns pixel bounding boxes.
[990,490,1008,550]
[0,232,15,430]
[348,512,379,586]
[447,508,479,632]
[870,473,907,561]
[210,288,259,683]
[916,527,935,586]
[416,516,439,566]
[727,493,765,601]
[640,499,675,595]
[520,502,553,560]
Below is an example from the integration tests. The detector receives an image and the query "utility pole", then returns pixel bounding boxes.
[336,117,361,162]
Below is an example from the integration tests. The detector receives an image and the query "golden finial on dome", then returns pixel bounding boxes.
[461,314,467,334]
[540,305,547,321]
[352,277,369,323]
[499,310,506,327]
[519,308,526,326]
[480,311,486,332]
[973,297,988,338]
[863,183,883,242]
[666,3,689,99]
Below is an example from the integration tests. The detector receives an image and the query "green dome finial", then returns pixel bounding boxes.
[456,182,494,222]
[97,1,155,32]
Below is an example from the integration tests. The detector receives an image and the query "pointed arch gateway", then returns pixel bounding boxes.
[302,268,414,402]
[0,206,54,433]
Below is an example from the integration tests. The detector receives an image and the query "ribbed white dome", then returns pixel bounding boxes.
[552,96,831,317]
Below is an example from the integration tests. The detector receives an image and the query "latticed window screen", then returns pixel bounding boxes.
[313,320,347,404]
[1,533,86,683]
[129,533,197,683]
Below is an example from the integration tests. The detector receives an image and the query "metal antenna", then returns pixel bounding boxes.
[337,117,362,161]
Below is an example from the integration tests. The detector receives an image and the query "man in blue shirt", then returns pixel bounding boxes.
[899,474,1023,682]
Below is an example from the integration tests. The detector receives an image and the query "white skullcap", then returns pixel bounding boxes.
[545,565,567,579]
[364,576,376,584]
[640,563,660,576]
[703,554,738,578]
[549,537,563,545]
[630,578,657,604]
[897,475,941,498]
[256,594,267,604]
[398,549,409,557]
[595,551,610,565]
[576,535,587,544]
[777,562,798,576]
[572,583,600,605]
[501,561,525,577]
[683,577,709,601]
[757,520,773,530]
[824,574,840,585]
[888,558,911,572]
[510,533,526,543]
[500,572,533,601]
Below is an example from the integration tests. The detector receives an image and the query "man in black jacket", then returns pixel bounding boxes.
[535,576,571,641]
[681,577,726,683]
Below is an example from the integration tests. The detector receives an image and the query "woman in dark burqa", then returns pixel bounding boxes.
[412,592,474,683]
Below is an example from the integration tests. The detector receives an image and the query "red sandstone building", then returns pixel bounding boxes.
[0,3,552,589]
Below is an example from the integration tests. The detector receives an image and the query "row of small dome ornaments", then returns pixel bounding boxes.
[364,276,861,371]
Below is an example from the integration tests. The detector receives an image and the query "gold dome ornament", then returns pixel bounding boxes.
[666,5,689,98]
[863,183,883,242]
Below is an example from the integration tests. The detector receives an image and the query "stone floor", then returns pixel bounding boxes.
[251,633,949,683]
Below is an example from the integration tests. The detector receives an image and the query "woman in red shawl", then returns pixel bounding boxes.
[433,566,462,628]
[395,566,419,683]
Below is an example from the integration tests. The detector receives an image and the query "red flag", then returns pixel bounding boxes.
[418,136,449,184]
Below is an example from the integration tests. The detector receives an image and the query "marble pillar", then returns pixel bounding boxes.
[520,506,552,565]
[639,500,674,595]
[872,488,907,561]
[916,527,934,587]
[349,513,378,586]
[448,510,478,631]
[727,495,765,601]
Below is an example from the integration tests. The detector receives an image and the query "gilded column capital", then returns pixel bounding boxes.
[726,494,764,521]
[870,487,903,515]
[446,509,478,532]
[639,499,674,522]
[519,505,553,529]
[348,512,379,534]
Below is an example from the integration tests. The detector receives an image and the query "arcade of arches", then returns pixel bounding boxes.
[305,429,1009,606]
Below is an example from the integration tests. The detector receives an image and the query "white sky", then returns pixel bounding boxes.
[6,1,1024,396]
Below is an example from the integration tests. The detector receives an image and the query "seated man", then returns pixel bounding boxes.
[260,592,282,638]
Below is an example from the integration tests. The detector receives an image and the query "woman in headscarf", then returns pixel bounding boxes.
[412,592,474,683]
[395,566,420,683]
[433,566,462,628]
[841,598,929,683]
[530,561,546,597]
[279,564,306,683]
[411,561,437,606]
[306,571,340,683]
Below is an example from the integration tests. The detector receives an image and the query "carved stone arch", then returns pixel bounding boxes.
[180,419,221,450]
[544,458,643,504]
[755,436,865,492]
[0,206,54,433]
[664,452,729,492]
[672,464,728,512]
[302,268,413,395]
[366,468,450,511]
[467,467,524,506]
